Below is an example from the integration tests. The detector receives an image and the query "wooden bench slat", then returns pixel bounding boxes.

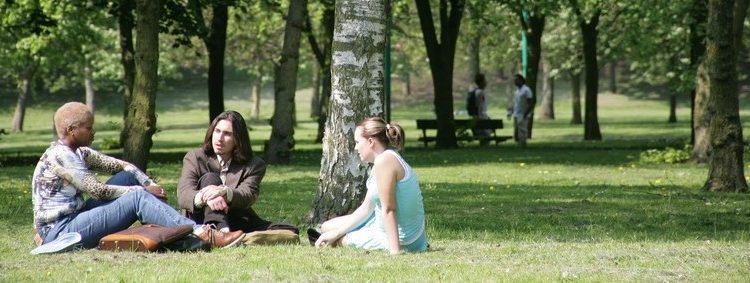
[415,119,511,147]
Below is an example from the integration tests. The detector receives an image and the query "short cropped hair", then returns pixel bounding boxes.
[54,102,93,138]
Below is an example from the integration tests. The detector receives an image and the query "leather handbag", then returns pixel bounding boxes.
[98,224,193,252]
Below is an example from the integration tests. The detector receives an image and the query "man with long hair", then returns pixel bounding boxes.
[177,111,297,236]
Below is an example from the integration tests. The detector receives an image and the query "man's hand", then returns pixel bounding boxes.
[206,196,229,212]
[200,185,227,201]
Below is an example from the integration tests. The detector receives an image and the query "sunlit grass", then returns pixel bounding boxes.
[1,85,749,281]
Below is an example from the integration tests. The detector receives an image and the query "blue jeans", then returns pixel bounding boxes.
[42,171,198,248]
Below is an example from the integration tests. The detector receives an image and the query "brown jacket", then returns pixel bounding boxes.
[177,148,266,213]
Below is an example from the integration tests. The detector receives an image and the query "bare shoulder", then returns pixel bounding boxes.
[373,151,404,179]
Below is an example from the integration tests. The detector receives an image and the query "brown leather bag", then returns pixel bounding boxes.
[98,224,193,252]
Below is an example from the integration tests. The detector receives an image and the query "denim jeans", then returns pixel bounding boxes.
[43,171,198,248]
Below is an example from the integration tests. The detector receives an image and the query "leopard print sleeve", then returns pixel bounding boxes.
[52,148,144,200]
[82,147,154,185]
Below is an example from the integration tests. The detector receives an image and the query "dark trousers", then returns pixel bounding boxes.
[191,172,272,233]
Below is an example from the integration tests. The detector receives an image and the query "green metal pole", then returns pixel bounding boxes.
[521,9,529,77]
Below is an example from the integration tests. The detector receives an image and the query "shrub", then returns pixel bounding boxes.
[99,136,122,150]
[639,145,691,164]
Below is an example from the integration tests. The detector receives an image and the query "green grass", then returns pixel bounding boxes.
[1,85,750,281]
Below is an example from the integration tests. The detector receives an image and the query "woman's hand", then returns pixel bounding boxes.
[315,231,343,248]
[145,184,167,200]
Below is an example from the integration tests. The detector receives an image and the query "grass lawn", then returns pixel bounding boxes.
[1,86,749,282]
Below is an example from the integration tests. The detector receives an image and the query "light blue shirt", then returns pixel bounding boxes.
[513,84,533,119]
[367,150,426,245]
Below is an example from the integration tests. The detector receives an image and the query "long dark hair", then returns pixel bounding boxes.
[202,111,253,163]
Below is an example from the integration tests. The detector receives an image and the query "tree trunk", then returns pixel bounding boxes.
[580,10,602,140]
[540,57,554,120]
[608,61,617,93]
[415,0,465,148]
[668,92,677,123]
[204,2,228,122]
[306,0,386,224]
[122,0,161,171]
[703,0,748,193]
[84,62,95,114]
[251,64,264,121]
[11,65,33,132]
[313,2,334,144]
[570,71,582,124]
[690,0,708,158]
[118,0,136,147]
[468,33,480,81]
[693,61,710,162]
[403,72,411,96]
[265,0,306,165]
[522,15,545,139]
[310,64,321,118]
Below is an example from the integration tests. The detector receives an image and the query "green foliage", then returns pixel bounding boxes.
[99,136,122,150]
[639,145,692,164]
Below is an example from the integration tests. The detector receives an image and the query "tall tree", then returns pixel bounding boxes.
[306,0,386,224]
[703,0,747,193]
[570,71,582,124]
[122,0,162,171]
[303,0,335,143]
[540,56,554,119]
[265,0,307,164]
[414,0,465,148]
[692,0,749,162]
[117,0,137,147]
[569,0,601,140]
[201,1,230,122]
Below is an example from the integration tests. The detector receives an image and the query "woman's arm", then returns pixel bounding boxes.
[373,153,404,255]
[52,149,143,200]
[316,190,375,246]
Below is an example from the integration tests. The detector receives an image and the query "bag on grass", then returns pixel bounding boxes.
[98,224,193,252]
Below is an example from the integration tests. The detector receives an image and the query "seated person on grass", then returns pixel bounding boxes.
[312,117,429,255]
[177,111,298,237]
[32,102,244,254]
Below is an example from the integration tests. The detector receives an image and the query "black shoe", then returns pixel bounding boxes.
[306,228,321,246]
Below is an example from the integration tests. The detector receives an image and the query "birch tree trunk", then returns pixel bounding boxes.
[540,57,554,120]
[306,0,386,224]
[122,0,161,171]
[11,65,33,132]
[251,65,263,121]
[84,62,95,114]
[703,0,748,193]
[265,0,307,165]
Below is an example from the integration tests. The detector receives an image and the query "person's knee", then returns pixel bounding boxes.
[106,171,139,186]
[198,172,222,188]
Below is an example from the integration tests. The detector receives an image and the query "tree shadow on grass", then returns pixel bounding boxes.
[403,146,642,167]
[423,182,750,242]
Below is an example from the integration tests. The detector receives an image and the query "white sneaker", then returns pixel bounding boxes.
[30,232,82,255]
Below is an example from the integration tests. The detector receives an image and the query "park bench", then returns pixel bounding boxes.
[415,119,513,147]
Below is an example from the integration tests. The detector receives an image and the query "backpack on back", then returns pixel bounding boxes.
[466,89,478,116]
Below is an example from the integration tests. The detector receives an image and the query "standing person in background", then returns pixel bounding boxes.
[312,117,428,254]
[468,73,490,146]
[508,74,534,147]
